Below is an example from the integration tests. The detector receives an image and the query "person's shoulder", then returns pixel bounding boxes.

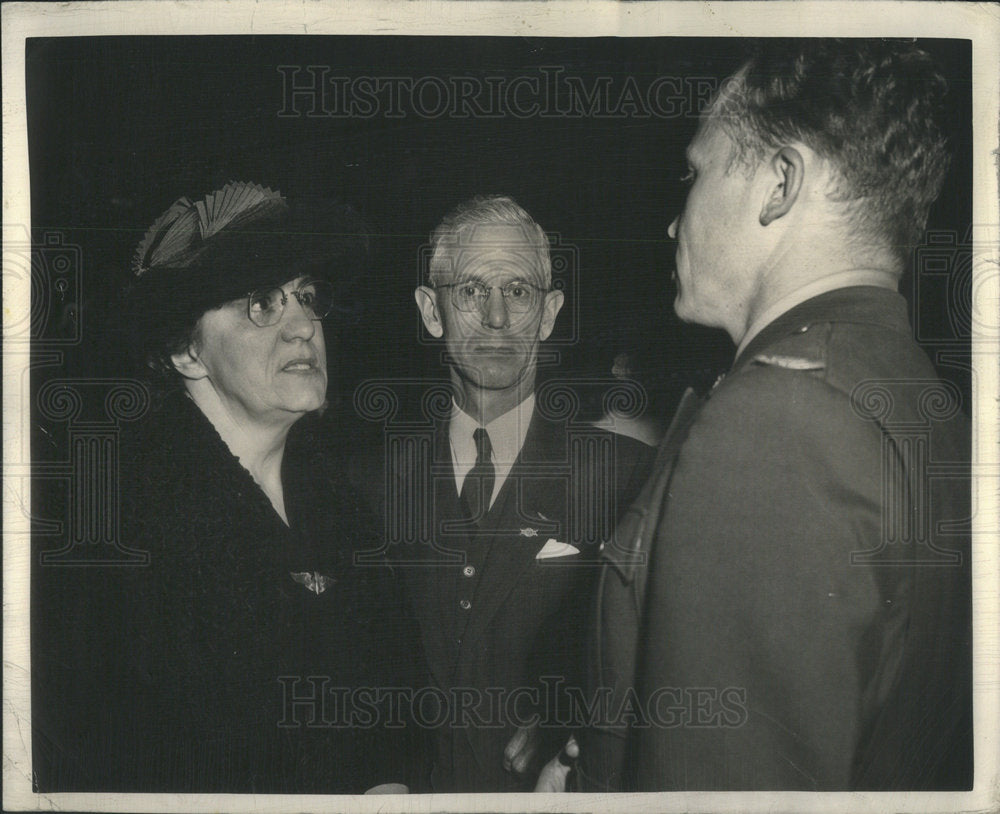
[701,335,879,455]
[690,311,967,478]
[531,410,653,458]
[584,423,652,450]
[748,309,939,396]
[605,430,654,476]
[121,387,209,457]
[733,313,966,437]
[577,424,654,477]
[673,349,883,522]
[290,409,382,508]
[119,390,206,496]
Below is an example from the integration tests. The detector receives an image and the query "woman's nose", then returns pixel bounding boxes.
[668,216,680,240]
[281,294,318,340]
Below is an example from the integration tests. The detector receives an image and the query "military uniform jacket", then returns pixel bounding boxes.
[392,405,652,792]
[586,286,972,791]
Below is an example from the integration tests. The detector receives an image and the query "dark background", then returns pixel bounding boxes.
[25,35,973,424]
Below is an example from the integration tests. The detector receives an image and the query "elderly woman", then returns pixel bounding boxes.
[35,183,412,793]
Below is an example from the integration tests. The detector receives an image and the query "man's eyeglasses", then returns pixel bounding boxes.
[246,279,334,327]
[435,280,547,314]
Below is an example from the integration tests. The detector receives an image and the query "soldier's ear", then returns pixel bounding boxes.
[537,289,564,341]
[760,146,804,226]
[414,286,444,338]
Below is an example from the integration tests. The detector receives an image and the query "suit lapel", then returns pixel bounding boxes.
[432,420,475,551]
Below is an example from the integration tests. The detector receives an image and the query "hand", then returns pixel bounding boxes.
[533,736,578,792]
[503,723,541,778]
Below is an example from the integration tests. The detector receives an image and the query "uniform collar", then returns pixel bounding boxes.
[733,285,911,372]
[736,272,899,360]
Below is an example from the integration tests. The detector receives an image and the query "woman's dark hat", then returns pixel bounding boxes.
[132,181,367,305]
[127,181,367,373]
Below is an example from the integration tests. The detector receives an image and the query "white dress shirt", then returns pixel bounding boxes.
[449,394,535,510]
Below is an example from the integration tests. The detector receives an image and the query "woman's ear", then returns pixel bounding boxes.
[170,345,208,380]
[414,286,444,338]
[760,145,804,226]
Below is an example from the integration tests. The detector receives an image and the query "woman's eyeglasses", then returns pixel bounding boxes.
[246,280,334,327]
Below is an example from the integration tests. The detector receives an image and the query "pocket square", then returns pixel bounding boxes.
[536,539,580,559]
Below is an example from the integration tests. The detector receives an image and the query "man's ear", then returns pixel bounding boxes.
[170,345,208,380]
[760,146,804,226]
[537,289,565,342]
[414,286,444,338]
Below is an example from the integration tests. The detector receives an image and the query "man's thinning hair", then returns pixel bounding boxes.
[712,39,951,265]
[428,195,552,287]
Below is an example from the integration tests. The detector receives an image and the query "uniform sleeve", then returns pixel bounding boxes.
[634,367,885,790]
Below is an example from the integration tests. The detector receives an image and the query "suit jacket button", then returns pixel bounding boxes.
[462,565,476,577]
[459,599,472,610]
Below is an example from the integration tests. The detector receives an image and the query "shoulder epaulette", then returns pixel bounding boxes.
[751,353,825,371]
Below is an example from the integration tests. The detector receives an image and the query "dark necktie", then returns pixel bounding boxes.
[460,427,495,522]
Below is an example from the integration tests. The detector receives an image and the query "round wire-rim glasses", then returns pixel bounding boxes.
[435,280,548,314]
[246,279,334,327]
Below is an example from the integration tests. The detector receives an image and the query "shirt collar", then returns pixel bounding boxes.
[449,393,536,465]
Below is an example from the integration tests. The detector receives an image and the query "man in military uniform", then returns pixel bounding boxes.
[541,39,972,791]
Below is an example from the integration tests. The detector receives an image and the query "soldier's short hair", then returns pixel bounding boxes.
[711,39,951,264]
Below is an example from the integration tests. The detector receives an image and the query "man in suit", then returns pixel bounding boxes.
[540,39,972,792]
[397,195,652,792]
